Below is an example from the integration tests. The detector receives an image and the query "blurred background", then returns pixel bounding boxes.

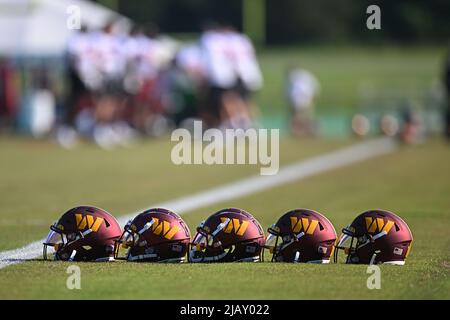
[0,0,449,147]
[1,1,450,300]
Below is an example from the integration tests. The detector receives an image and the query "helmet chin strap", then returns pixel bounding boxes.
[69,250,77,261]
[189,249,227,262]
[372,230,388,241]
[296,232,305,240]
[127,252,158,261]
[369,250,380,265]
[280,231,305,251]
[189,219,231,262]
[237,256,260,262]
[43,245,48,261]
[358,230,388,250]
[212,218,230,236]
[62,228,94,252]
[365,232,387,265]
[95,256,115,262]
[294,251,300,263]
[138,220,155,235]
[160,257,186,263]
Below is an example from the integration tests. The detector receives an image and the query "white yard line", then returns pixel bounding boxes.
[0,138,397,269]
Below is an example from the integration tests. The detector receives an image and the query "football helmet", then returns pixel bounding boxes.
[114,208,190,262]
[265,209,337,263]
[333,209,413,265]
[189,208,265,262]
[43,206,122,261]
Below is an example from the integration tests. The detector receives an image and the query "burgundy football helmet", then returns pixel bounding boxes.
[114,208,191,262]
[43,206,122,261]
[189,208,265,262]
[265,209,337,263]
[334,209,413,265]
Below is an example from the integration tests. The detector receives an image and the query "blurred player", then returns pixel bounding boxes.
[0,58,16,130]
[351,113,370,137]
[124,25,162,135]
[400,104,424,145]
[380,114,400,137]
[286,66,320,137]
[226,25,263,128]
[166,43,207,127]
[200,23,263,130]
[92,21,135,148]
[66,25,101,127]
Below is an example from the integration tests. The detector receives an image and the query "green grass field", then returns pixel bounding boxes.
[0,46,449,300]
[0,136,449,299]
[256,46,445,114]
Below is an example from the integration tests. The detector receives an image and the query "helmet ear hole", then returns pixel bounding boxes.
[104,219,111,227]
[394,223,400,232]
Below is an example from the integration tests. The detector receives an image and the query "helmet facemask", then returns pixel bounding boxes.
[115,219,160,261]
[334,225,382,264]
[43,206,122,262]
[264,224,307,262]
[189,220,228,262]
[114,220,137,260]
[264,209,337,263]
[114,218,188,263]
[189,219,262,263]
[43,223,89,261]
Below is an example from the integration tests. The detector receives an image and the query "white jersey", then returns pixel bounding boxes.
[176,43,206,76]
[287,69,320,110]
[125,34,159,80]
[95,32,127,79]
[228,32,263,91]
[200,30,238,88]
[67,31,103,90]
[201,30,263,90]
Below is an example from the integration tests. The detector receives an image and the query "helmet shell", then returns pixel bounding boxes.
[202,208,265,247]
[190,208,265,262]
[46,206,122,261]
[123,208,191,262]
[269,208,337,262]
[347,209,413,264]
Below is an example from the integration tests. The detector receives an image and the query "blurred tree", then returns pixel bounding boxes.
[243,0,266,46]
[113,0,241,33]
[92,0,450,44]
[96,0,118,11]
